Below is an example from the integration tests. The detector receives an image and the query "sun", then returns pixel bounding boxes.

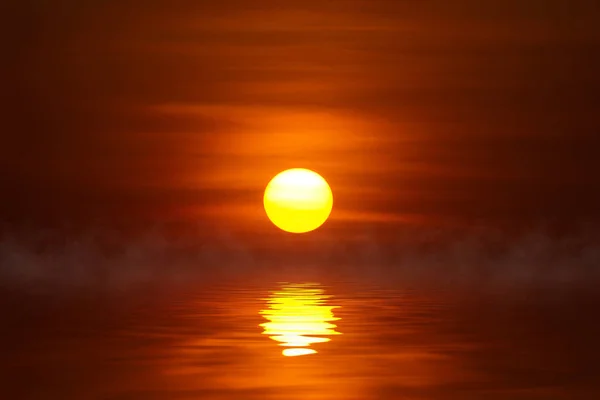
[263,168,333,233]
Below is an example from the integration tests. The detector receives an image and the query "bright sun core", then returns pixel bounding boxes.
[263,168,333,233]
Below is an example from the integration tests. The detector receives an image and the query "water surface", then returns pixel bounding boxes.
[2,279,599,399]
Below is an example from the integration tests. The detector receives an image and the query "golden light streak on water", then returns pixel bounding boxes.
[259,282,341,357]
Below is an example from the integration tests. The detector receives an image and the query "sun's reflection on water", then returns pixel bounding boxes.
[259,282,341,356]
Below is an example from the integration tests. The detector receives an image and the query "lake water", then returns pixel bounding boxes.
[2,279,599,399]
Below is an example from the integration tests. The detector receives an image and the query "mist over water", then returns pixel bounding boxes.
[1,225,598,295]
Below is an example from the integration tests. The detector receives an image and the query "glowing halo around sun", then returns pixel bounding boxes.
[263,168,333,233]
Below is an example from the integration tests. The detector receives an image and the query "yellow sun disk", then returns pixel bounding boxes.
[263,169,333,233]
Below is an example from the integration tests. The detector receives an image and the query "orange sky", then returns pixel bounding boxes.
[3,0,600,237]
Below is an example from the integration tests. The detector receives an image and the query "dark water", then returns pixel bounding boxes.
[2,279,599,399]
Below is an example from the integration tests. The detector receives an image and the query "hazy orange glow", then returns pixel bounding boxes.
[259,283,341,357]
[264,168,333,233]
